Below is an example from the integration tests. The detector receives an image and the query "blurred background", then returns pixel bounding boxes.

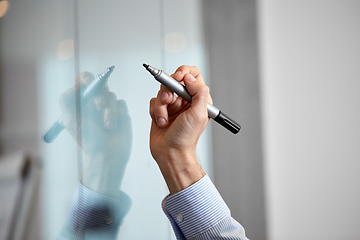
[0,0,359,240]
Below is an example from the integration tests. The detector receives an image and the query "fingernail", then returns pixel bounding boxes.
[187,74,196,82]
[105,120,115,128]
[157,117,166,127]
[162,92,169,102]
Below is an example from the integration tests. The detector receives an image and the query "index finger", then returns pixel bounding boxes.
[76,70,109,92]
[76,71,94,86]
[170,65,205,85]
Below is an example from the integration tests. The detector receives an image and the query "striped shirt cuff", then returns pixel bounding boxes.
[162,175,231,239]
[59,183,131,240]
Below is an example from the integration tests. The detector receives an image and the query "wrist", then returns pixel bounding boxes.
[81,155,127,199]
[157,150,205,195]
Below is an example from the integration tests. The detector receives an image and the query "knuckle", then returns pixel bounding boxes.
[149,98,156,111]
[177,65,189,72]
[77,72,94,85]
[191,66,199,71]
[199,85,210,94]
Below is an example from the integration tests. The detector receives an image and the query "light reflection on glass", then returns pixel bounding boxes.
[0,0,9,18]
[56,39,74,61]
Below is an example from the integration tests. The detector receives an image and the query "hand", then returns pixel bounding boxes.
[59,72,132,199]
[149,66,211,194]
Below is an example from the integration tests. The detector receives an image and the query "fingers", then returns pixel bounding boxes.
[94,94,108,110]
[76,71,95,86]
[76,71,119,130]
[77,71,109,111]
[149,65,211,129]
[149,98,156,121]
[181,73,211,127]
[149,83,187,128]
[171,65,205,85]
[117,99,132,142]
[171,65,212,105]
[94,92,132,131]
[75,71,105,95]
[60,72,94,112]
[60,71,123,133]
[76,71,110,92]
[117,99,130,117]
[60,71,101,112]
[150,86,173,127]
[103,92,117,129]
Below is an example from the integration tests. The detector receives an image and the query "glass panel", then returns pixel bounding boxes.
[0,0,211,239]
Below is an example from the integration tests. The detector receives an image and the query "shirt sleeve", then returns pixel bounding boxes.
[162,175,249,240]
[57,183,132,240]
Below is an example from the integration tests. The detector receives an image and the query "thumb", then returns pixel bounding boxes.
[182,74,210,127]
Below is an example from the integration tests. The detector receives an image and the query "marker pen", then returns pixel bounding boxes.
[43,66,115,143]
[143,64,241,134]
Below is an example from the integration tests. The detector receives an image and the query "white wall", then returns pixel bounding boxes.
[258,1,360,239]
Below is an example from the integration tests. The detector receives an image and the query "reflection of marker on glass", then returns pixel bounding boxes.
[143,63,241,134]
[43,66,115,143]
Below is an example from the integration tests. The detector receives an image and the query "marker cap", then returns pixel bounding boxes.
[213,111,241,134]
[43,118,65,143]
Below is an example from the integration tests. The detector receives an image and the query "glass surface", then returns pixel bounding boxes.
[0,0,211,239]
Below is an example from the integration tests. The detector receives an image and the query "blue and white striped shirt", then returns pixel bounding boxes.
[59,175,248,239]
[58,184,131,240]
[162,175,249,240]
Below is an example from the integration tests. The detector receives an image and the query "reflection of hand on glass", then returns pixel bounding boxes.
[149,66,248,240]
[58,72,132,240]
[60,71,132,198]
